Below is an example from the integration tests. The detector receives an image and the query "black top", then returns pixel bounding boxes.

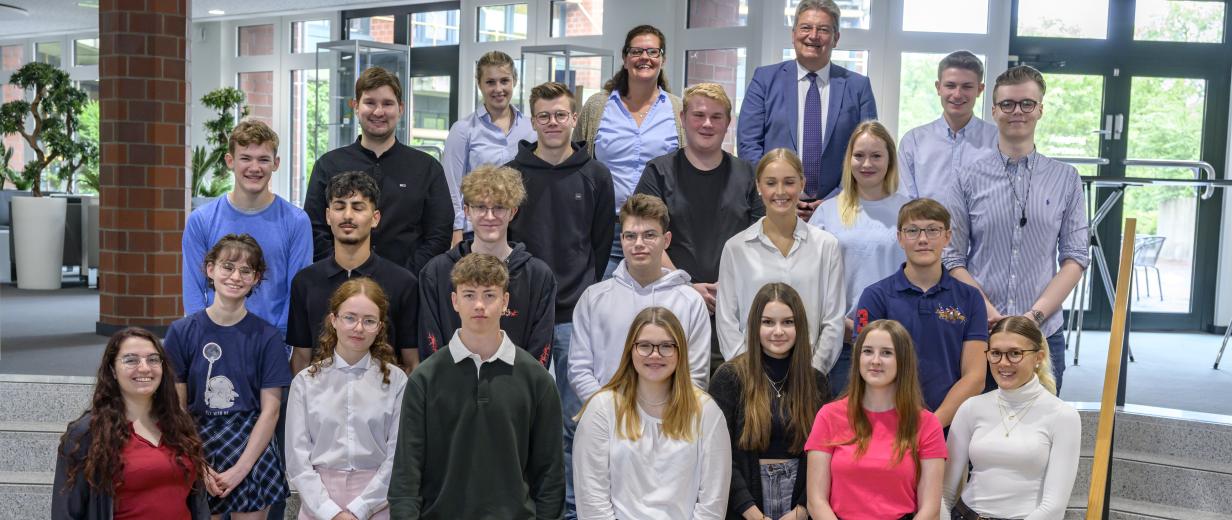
[417,240,557,365]
[506,140,615,322]
[303,137,454,273]
[635,149,764,284]
[286,252,419,357]
[709,359,831,519]
[761,352,794,460]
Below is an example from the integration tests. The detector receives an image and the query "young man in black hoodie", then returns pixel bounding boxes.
[418,164,557,366]
[506,81,615,520]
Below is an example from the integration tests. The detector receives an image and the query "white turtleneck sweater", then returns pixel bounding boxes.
[941,376,1081,520]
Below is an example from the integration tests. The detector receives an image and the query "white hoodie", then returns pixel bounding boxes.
[568,262,713,402]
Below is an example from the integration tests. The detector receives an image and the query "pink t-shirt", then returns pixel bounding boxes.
[804,399,947,520]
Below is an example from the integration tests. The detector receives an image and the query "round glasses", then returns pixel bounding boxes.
[985,348,1041,364]
[995,99,1040,114]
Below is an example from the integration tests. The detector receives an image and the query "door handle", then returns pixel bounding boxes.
[1113,114,1124,140]
[1093,115,1113,139]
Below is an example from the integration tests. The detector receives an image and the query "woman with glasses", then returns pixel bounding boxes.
[442,50,536,245]
[805,319,946,520]
[574,24,686,276]
[808,121,911,395]
[942,316,1080,520]
[286,278,407,520]
[574,306,731,519]
[53,327,211,519]
[710,283,830,520]
[165,234,293,519]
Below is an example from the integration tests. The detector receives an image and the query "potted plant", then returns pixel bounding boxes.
[0,62,92,289]
[191,87,248,208]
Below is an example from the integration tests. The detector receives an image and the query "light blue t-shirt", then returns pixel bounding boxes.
[810,192,911,315]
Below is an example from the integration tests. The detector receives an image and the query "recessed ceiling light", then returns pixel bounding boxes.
[208,9,226,15]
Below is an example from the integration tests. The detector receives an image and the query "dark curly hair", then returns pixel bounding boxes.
[60,328,208,494]
[309,277,399,385]
[203,233,266,295]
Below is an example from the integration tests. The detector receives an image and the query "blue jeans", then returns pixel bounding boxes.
[759,459,800,518]
[1046,330,1066,393]
[828,344,853,398]
[553,322,582,520]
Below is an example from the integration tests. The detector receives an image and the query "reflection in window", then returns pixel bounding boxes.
[1,44,22,70]
[1034,73,1105,161]
[412,10,461,47]
[410,76,452,159]
[782,48,868,75]
[35,42,61,67]
[1017,0,1108,39]
[688,0,747,29]
[74,39,99,67]
[685,48,747,154]
[291,69,329,204]
[291,20,331,54]
[349,16,397,44]
[547,56,603,106]
[238,24,275,56]
[477,4,529,42]
[76,80,100,101]
[1134,0,1225,43]
[785,0,870,29]
[902,0,987,34]
[237,71,275,125]
[897,52,986,139]
[2,45,25,174]
[552,0,604,36]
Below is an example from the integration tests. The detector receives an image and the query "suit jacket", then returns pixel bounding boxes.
[737,60,878,199]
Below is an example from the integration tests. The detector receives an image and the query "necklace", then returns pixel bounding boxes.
[996,393,1041,437]
[637,393,669,407]
[765,372,788,398]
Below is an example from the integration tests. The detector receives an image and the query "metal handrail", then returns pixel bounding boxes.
[1056,156,1111,166]
[1122,158,1217,200]
[1057,157,1224,200]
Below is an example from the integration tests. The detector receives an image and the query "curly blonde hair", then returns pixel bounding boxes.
[462,165,526,209]
[309,278,398,385]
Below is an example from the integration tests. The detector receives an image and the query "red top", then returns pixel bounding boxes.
[804,399,947,520]
[114,423,194,520]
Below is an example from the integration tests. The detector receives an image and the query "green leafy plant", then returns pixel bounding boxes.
[69,100,100,194]
[0,62,93,197]
[191,87,249,197]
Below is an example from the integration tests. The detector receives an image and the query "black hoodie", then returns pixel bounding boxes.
[506,140,615,323]
[418,240,557,365]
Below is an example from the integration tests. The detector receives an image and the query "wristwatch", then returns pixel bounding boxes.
[1029,309,1045,325]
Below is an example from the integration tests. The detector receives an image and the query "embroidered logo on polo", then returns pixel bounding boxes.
[935,306,967,324]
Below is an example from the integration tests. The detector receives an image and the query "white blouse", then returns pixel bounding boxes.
[942,376,1081,520]
[716,217,846,371]
[573,390,731,520]
[287,353,408,520]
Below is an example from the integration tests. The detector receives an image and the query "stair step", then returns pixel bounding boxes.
[0,380,94,424]
[1069,494,1230,520]
[0,472,53,520]
[0,422,68,473]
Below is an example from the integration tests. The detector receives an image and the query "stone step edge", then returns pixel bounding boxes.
[0,471,53,486]
[1068,494,1230,520]
[1078,448,1232,476]
[0,421,69,434]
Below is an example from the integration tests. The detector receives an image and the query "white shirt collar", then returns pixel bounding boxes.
[741,216,811,243]
[796,61,832,85]
[332,352,372,372]
[447,330,517,366]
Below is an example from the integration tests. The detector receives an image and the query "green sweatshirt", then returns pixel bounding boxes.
[389,335,565,519]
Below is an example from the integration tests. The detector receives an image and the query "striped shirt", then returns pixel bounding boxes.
[941,149,1089,336]
[899,116,998,200]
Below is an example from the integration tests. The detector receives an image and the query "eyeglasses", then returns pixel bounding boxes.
[995,99,1040,114]
[795,24,835,37]
[985,348,1041,364]
[620,230,662,243]
[466,204,511,219]
[533,110,573,125]
[337,313,381,332]
[118,354,162,369]
[634,341,678,357]
[900,226,946,239]
[625,47,664,58]
[214,261,256,281]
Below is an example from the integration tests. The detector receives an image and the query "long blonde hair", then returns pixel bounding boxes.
[838,319,925,469]
[578,307,702,441]
[838,121,900,227]
[989,316,1058,395]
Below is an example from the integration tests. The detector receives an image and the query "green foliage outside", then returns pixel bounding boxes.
[304,78,329,189]
[0,62,95,197]
[70,100,99,194]
[193,87,249,197]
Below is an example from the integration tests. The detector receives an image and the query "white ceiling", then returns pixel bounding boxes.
[0,0,433,40]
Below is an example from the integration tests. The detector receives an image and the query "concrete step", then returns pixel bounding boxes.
[1067,494,1230,520]
[0,378,94,424]
[0,421,67,473]
[1073,451,1232,517]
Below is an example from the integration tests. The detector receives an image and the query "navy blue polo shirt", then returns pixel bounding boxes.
[854,265,988,412]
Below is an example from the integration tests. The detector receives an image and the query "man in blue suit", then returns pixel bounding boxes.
[737,0,877,220]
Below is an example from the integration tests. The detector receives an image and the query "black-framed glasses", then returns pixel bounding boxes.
[533,110,573,125]
[625,46,664,58]
[338,313,380,332]
[466,204,511,219]
[117,354,162,369]
[985,348,1041,364]
[634,341,678,357]
[995,99,1041,114]
[900,226,946,240]
[214,261,256,281]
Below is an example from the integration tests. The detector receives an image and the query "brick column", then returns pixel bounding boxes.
[96,0,189,335]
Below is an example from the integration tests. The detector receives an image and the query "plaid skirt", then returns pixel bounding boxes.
[198,410,289,514]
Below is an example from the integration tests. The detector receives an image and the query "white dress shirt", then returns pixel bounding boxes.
[287,353,408,520]
[796,61,831,156]
[573,390,731,520]
[716,217,846,371]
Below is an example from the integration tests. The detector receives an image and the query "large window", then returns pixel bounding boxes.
[688,0,748,29]
[349,15,397,43]
[2,44,25,177]
[35,41,61,67]
[897,52,986,139]
[237,72,275,125]
[685,48,747,153]
[238,24,275,56]
[290,69,329,204]
[74,39,99,67]
[477,4,528,42]
[1133,0,1225,43]
[412,10,461,47]
[902,0,987,34]
[291,20,331,54]
[1017,0,1109,39]
[552,0,604,36]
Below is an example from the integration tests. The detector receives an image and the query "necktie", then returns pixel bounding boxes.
[803,72,823,198]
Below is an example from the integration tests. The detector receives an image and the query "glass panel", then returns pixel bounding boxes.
[689,0,748,29]
[785,0,871,30]
[684,48,747,154]
[349,16,396,44]
[1,44,23,70]
[897,52,986,140]
[76,80,100,101]
[782,48,867,75]
[237,71,275,126]
[409,76,452,159]
[1034,73,1104,177]
[238,24,275,56]
[1134,0,1225,43]
[553,0,604,36]
[291,20,331,54]
[477,4,529,42]
[1017,0,1108,39]
[547,56,603,107]
[902,0,987,34]
[411,10,461,47]
[2,45,25,178]
[291,69,329,205]
[1121,76,1206,313]
[74,39,99,67]
[35,41,61,67]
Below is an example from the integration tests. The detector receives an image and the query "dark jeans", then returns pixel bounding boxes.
[829,343,853,397]
[1046,329,1066,393]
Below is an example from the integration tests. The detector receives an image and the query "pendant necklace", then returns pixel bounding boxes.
[765,372,788,399]
[996,393,1041,437]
